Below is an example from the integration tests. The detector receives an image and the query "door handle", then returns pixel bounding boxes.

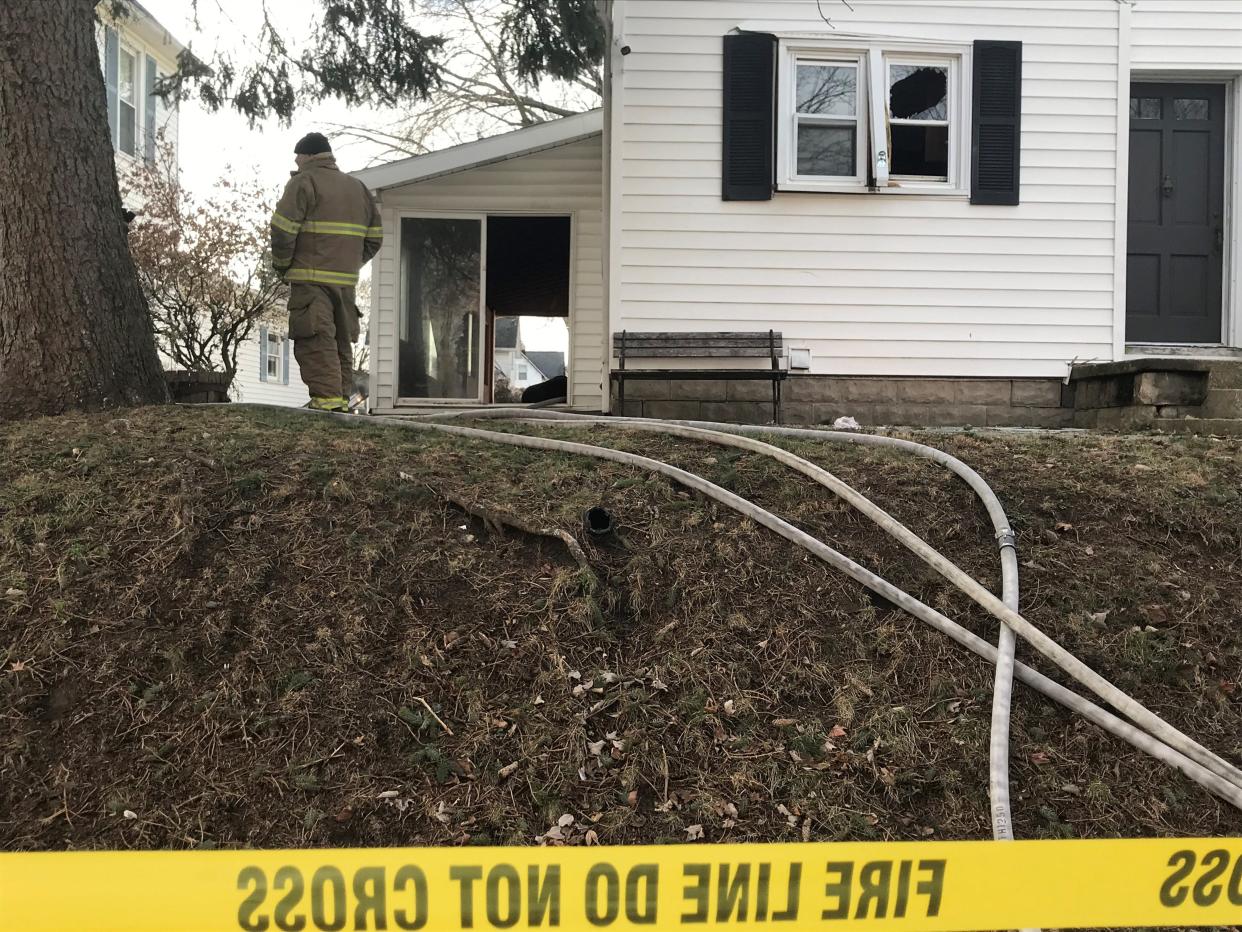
[1161,175,1174,198]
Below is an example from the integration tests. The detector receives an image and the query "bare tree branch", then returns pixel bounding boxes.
[122,138,286,391]
[342,0,600,162]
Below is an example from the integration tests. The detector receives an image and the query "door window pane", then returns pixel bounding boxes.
[890,64,947,120]
[1129,97,1162,119]
[796,64,856,115]
[1173,98,1209,120]
[797,124,856,176]
[398,217,481,399]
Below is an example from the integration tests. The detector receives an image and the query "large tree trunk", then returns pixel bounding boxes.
[0,0,169,419]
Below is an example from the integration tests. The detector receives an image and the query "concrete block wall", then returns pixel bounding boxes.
[611,375,1071,428]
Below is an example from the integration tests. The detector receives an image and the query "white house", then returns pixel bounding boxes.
[99,1,308,408]
[356,0,1242,427]
[494,317,568,393]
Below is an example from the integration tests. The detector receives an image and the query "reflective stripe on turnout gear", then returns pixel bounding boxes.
[283,267,360,286]
[299,220,384,238]
[270,212,302,234]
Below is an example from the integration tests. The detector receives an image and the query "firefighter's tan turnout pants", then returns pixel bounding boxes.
[287,283,360,400]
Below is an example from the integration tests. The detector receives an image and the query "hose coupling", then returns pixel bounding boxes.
[995,528,1017,550]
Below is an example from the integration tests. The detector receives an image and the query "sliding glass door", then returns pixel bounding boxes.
[397,215,484,401]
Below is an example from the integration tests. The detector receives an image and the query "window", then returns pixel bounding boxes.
[794,59,864,180]
[888,62,949,179]
[265,331,286,383]
[777,40,969,194]
[117,46,138,157]
[516,362,529,381]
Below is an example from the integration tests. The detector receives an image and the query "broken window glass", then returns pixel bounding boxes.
[889,64,949,178]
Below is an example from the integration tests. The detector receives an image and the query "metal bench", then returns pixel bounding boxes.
[612,330,786,423]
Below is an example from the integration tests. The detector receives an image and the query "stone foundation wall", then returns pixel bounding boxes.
[611,375,1071,428]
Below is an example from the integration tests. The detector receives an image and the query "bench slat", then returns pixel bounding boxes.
[617,339,781,349]
[618,347,781,358]
[614,331,783,358]
[614,331,779,341]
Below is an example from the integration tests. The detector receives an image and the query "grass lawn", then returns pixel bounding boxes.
[1,406,1239,850]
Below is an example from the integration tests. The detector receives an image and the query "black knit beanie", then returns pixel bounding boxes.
[294,132,332,156]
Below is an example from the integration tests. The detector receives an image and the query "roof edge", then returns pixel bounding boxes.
[353,110,603,192]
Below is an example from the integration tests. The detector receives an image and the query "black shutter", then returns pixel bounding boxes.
[971,40,1022,205]
[722,33,776,201]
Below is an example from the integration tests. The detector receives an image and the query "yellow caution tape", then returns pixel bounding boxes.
[1,838,1240,931]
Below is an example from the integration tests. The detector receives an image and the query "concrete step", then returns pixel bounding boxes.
[1200,388,1242,418]
[1208,361,1242,390]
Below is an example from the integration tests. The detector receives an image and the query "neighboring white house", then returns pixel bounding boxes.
[99,1,308,407]
[356,0,1242,425]
[494,317,568,392]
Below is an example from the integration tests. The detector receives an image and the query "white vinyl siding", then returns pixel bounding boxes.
[1131,1,1242,71]
[370,135,605,411]
[230,331,307,407]
[613,0,1122,378]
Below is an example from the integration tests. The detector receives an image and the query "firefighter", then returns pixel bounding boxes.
[270,133,382,412]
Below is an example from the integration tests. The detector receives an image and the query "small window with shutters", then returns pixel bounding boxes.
[771,39,980,197]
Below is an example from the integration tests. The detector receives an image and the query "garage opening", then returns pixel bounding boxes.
[486,216,571,404]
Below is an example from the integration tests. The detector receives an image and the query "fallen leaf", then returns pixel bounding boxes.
[584,829,599,846]
[557,813,575,828]
[685,824,703,841]
[9,660,28,673]
[829,725,847,739]
[377,790,400,799]
[626,790,639,808]
[1055,522,1074,532]
[122,810,137,820]
[4,588,25,599]
[498,762,520,780]
[1030,751,1051,765]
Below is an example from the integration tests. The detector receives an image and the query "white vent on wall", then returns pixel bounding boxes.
[790,348,812,370]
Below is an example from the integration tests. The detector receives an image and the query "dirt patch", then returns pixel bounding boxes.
[1,406,1239,852]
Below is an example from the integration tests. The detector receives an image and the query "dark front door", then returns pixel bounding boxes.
[1126,82,1226,343]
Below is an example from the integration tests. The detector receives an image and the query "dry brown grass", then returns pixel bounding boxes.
[1,406,1239,852]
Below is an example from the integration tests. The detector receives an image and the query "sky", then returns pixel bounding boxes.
[140,0,570,354]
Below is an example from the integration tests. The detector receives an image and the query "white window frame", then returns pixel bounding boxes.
[776,38,972,196]
[266,331,285,383]
[787,53,868,187]
[117,41,141,159]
